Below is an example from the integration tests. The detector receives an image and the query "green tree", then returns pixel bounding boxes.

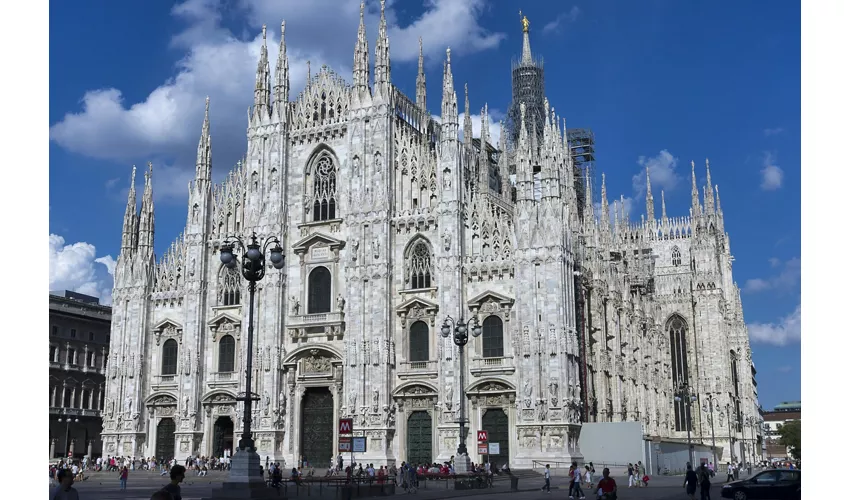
[777,419,801,460]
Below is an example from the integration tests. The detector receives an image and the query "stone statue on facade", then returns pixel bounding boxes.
[125,397,133,415]
[337,294,345,312]
[351,239,359,262]
[290,296,300,315]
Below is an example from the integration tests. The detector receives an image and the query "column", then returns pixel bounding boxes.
[50,438,57,458]
[61,387,67,408]
[87,439,94,458]
[70,438,77,456]
[51,386,57,407]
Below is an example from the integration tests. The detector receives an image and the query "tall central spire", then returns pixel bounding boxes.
[253,25,271,121]
[520,11,533,64]
[374,0,391,96]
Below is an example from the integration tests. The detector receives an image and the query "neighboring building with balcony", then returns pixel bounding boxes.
[763,401,800,461]
[49,291,111,459]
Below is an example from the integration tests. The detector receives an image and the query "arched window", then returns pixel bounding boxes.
[482,316,504,358]
[63,387,72,407]
[308,266,332,314]
[82,389,91,410]
[409,321,429,362]
[219,335,236,373]
[219,267,241,306]
[408,240,433,289]
[311,154,337,222]
[162,339,178,375]
[672,247,682,267]
[668,315,690,431]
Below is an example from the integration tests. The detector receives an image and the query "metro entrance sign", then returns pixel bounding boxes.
[478,444,488,455]
[338,437,352,453]
[339,418,353,434]
[477,430,488,442]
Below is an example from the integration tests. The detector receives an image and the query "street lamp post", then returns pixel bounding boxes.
[218,232,284,485]
[723,403,734,463]
[702,394,719,469]
[673,379,698,466]
[59,417,79,459]
[440,314,482,471]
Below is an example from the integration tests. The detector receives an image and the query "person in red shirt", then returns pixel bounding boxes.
[596,468,617,499]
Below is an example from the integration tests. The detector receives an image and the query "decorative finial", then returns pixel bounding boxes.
[380,0,385,14]
[205,95,210,109]
[262,24,267,41]
[419,36,423,54]
[446,47,451,63]
[281,20,285,36]
[519,10,530,33]
[360,1,365,20]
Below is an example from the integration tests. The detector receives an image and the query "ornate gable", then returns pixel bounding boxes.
[292,232,345,262]
[467,290,514,321]
[207,311,242,342]
[396,296,439,326]
[152,319,183,346]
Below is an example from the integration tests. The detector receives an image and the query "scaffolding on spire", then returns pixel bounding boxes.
[506,13,545,154]
[567,128,596,221]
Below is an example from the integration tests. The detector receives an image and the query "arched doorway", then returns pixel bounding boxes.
[300,387,333,467]
[406,411,432,466]
[482,409,510,468]
[155,418,176,460]
[213,416,234,457]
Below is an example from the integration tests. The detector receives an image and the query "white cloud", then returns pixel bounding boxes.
[763,127,784,136]
[543,6,581,34]
[747,304,801,346]
[49,234,115,305]
[633,149,680,195]
[743,257,800,294]
[760,152,784,190]
[49,0,504,198]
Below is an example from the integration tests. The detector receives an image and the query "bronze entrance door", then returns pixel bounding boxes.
[406,411,432,466]
[213,416,234,457]
[300,387,333,468]
[481,409,509,467]
[156,418,176,460]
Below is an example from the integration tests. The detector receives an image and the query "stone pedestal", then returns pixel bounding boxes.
[453,453,472,474]
[204,449,281,499]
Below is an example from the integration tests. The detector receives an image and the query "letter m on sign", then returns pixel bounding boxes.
[477,430,488,442]
[339,418,353,434]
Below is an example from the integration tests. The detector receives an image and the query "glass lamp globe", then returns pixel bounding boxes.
[674,396,682,402]
[246,246,262,262]
[225,259,238,269]
[441,323,451,337]
[220,246,234,264]
[269,246,284,264]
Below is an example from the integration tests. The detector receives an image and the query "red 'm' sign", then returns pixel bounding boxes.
[339,418,353,434]
[477,430,488,442]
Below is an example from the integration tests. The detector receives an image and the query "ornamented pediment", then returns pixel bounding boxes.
[201,391,237,404]
[467,380,515,395]
[467,290,514,321]
[392,382,438,398]
[207,312,242,342]
[467,379,516,407]
[153,319,183,346]
[292,232,345,259]
[145,393,177,406]
[395,297,439,325]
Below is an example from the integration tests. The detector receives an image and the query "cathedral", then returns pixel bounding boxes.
[102,4,760,468]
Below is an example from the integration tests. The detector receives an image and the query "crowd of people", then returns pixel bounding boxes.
[50,464,187,500]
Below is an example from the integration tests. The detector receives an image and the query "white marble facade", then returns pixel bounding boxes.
[101,7,758,468]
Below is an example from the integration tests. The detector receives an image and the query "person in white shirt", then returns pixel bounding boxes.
[570,462,586,499]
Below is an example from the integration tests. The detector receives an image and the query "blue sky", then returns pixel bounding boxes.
[48,0,800,409]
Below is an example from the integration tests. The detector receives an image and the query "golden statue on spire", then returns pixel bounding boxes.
[519,10,530,33]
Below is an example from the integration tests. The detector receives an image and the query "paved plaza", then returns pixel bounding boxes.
[53,469,751,500]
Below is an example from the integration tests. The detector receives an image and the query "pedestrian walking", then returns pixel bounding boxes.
[119,466,129,490]
[541,464,551,493]
[627,463,635,488]
[571,462,586,499]
[698,463,712,500]
[683,464,698,500]
[637,460,646,487]
[595,468,617,500]
[726,462,734,482]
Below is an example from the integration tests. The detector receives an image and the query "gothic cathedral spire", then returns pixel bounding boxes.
[645,166,655,221]
[704,158,715,214]
[137,163,155,254]
[353,2,370,98]
[195,97,212,183]
[253,25,271,122]
[463,83,473,148]
[273,21,290,120]
[691,160,701,216]
[121,165,138,253]
[373,0,391,97]
[415,37,426,111]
